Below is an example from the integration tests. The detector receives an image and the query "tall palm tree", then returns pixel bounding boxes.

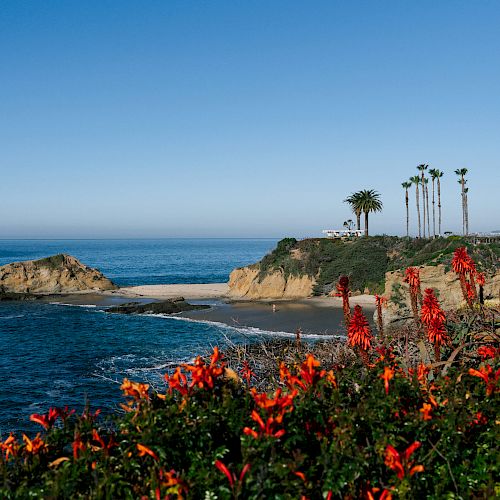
[417,164,428,237]
[428,168,438,237]
[402,181,412,237]
[357,189,383,236]
[343,192,362,230]
[424,177,431,238]
[410,175,421,238]
[455,168,468,235]
[435,170,444,235]
[464,186,469,236]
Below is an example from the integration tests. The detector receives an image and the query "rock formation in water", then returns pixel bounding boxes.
[0,254,117,294]
[106,297,210,315]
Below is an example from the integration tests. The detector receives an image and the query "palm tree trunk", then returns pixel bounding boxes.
[421,174,426,238]
[465,192,469,235]
[426,184,430,238]
[437,178,442,235]
[364,211,369,237]
[461,178,465,235]
[405,189,409,238]
[356,211,361,231]
[431,179,436,237]
[415,185,421,238]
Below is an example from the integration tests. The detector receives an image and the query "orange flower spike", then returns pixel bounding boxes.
[420,289,446,325]
[419,403,433,421]
[451,247,474,275]
[137,443,159,461]
[30,407,62,430]
[477,346,498,360]
[380,367,394,395]
[347,305,373,351]
[404,267,420,289]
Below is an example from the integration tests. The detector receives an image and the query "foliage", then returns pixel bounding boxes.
[256,236,498,295]
[1,344,498,499]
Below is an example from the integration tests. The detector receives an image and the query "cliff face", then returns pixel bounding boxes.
[382,264,500,330]
[228,266,314,300]
[0,254,117,294]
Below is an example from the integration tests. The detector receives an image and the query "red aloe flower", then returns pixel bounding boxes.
[420,289,446,325]
[375,295,387,338]
[91,429,116,455]
[420,289,448,361]
[22,433,48,455]
[137,443,159,461]
[165,366,189,396]
[121,378,150,401]
[336,275,351,326]
[72,432,86,459]
[468,364,500,396]
[347,305,373,364]
[384,441,423,479]
[477,346,498,360]
[1,434,18,461]
[451,247,478,307]
[30,407,61,430]
[404,267,422,320]
[419,403,432,421]
[215,460,251,491]
[241,360,255,386]
[182,347,225,390]
[379,366,394,395]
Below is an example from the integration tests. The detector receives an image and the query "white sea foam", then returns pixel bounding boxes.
[50,302,98,308]
[0,314,25,320]
[150,313,341,340]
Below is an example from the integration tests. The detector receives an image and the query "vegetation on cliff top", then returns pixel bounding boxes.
[257,236,499,295]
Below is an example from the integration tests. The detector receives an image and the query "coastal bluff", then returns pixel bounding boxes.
[228,266,315,300]
[0,254,117,294]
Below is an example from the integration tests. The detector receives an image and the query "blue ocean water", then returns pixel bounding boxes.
[0,239,278,434]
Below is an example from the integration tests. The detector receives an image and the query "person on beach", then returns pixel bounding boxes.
[272,304,277,313]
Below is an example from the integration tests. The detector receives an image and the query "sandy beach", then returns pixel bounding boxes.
[103,283,376,306]
[104,283,230,300]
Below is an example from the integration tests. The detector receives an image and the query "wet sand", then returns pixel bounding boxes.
[182,299,376,336]
[103,283,229,300]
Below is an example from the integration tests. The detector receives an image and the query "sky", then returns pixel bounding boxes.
[1,0,499,238]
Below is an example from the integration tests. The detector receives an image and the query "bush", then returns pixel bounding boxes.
[1,343,498,499]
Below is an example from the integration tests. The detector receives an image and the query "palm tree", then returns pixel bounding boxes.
[357,189,383,236]
[424,177,430,238]
[429,168,438,237]
[417,164,428,237]
[464,186,469,235]
[455,168,468,235]
[410,175,421,237]
[435,170,444,235]
[343,219,354,231]
[402,181,412,237]
[343,192,362,230]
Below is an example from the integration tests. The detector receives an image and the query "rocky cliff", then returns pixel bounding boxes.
[228,266,315,300]
[0,254,117,294]
[381,264,500,330]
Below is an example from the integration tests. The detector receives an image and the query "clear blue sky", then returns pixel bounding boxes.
[1,0,499,238]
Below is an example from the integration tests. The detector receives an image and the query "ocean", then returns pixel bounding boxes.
[0,239,282,434]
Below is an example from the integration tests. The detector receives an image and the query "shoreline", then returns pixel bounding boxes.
[102,283,376,306]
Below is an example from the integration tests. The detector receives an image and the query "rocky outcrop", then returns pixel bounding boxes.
[0,254,117,294]
[107,297,209,315]
[228,266,315,300]
[381,264,500,330]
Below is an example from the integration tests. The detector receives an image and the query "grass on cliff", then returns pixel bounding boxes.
[257,236,499,295]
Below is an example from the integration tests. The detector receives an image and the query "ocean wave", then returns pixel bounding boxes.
[151,314,342,340]
[50,302,98,308]
[0,314,26,320]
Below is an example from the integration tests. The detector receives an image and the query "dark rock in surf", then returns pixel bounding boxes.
[106,297,210,315]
